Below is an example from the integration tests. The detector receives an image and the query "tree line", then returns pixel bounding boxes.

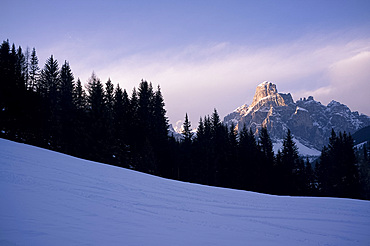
[1,39,369,199]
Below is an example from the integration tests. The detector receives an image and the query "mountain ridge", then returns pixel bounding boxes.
[224,82,370,153]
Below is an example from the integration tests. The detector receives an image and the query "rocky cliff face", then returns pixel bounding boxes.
[224,82,370,152]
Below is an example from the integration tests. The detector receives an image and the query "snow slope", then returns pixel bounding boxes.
[273,138,321,156]
[1,139,370,246]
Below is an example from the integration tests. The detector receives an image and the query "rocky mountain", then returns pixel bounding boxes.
[224,81,370,154]
[352,125,370,145]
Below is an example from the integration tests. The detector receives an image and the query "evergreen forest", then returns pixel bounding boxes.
[1,40,369,200]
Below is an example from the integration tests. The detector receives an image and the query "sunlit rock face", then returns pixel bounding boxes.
[224,82,370,151]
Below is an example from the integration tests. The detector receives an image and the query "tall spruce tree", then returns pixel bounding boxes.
[73,78,86,111]
[71,78,87,157]
[104,78,115,162]
[317,130,360,198]
[113,84,130,167]
[0,41,26,139]
[279,129,302,194]
[258,126,274,193]
[85,72,107,161]
[39,55,60,103]
[38,55,60,146]
[28,48,39,92]
[58,61,75,152]
[178,113,193,181]
[182,113,193,144]
[238,126,258,191]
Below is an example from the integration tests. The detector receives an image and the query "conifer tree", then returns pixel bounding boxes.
[238,126,258,191]
[193,117,206,183]
[38,55,60,146]
[104,78,115,161]
[178,113,193,181]
[23,47,30,90]
[226,123,238,188]
[73,78,86,111]
[258,126,274,193]
[59,61,74,110]
[113,84,129,166]
[182,113,193,144]
[70,77,87,156]
[129,87,139,148]
[86,72,104,118]
[317,129,360,198]
[58,61,75,152]
[28,48,39,92]
[152,86,168,143]
[85,72,106,161]
[105,78,114,118]
[304,158,315,195]
[137,80,154,133]
[0,41,24,139]
[279,129,301,194]
[15,46,26,92]
[39,55,60,103]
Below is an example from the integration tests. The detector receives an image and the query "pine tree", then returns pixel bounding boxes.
[105,78,114,117]
[113,84,130,167]
[23,47,30,90]
[71,78,87,157]
[137,80,154,133]
[29,48,39,92]
[39,55,60,103]
[58,61,75,152]
[304,158,315,195]
[258,126,274,193]
[15,46,26,92]
[317,129,360,198]
[152,85,168,143]
[358,143,370,199]
[85,72,106,161]
[193,116,212,185]
[104,78,115,161]
[279,129,302,194]
[178,113,193,181]
[0,41,26,139]
[59,61,74,110]
[210,109,223,186]
[182,113,193,144]
[226,123,238,188]
[86,72,104,117]
[238,126,258,191]
[73,78,86,111]
[129,87,139,148]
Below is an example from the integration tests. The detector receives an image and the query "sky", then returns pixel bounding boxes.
[2,0,370,129]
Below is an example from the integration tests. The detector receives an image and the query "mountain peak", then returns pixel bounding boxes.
[250,81,290,109]
[251,81,278,106]
[224,81,370,153]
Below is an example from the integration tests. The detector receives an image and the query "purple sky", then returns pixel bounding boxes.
[2,0,370,128]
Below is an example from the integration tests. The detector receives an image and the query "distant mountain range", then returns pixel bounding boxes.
[224,81,370,155]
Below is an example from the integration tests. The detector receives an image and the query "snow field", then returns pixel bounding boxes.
[0,138,369,245]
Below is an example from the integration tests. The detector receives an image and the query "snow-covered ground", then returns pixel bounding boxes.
[273,138,321,156]
[1,138,369,246]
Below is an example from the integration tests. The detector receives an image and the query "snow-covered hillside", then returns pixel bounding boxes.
[1,138,370,246]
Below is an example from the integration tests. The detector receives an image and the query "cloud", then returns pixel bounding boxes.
[299,51,370,114]
[40,35,370,126]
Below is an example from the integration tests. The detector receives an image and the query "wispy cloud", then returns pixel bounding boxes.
[39,34,370,125]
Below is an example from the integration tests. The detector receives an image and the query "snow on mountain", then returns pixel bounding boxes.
[168,123,183,140]
[169,122,197,141]
[273,138,321,156]
[224,82,370,154]
[1,138,370,246]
